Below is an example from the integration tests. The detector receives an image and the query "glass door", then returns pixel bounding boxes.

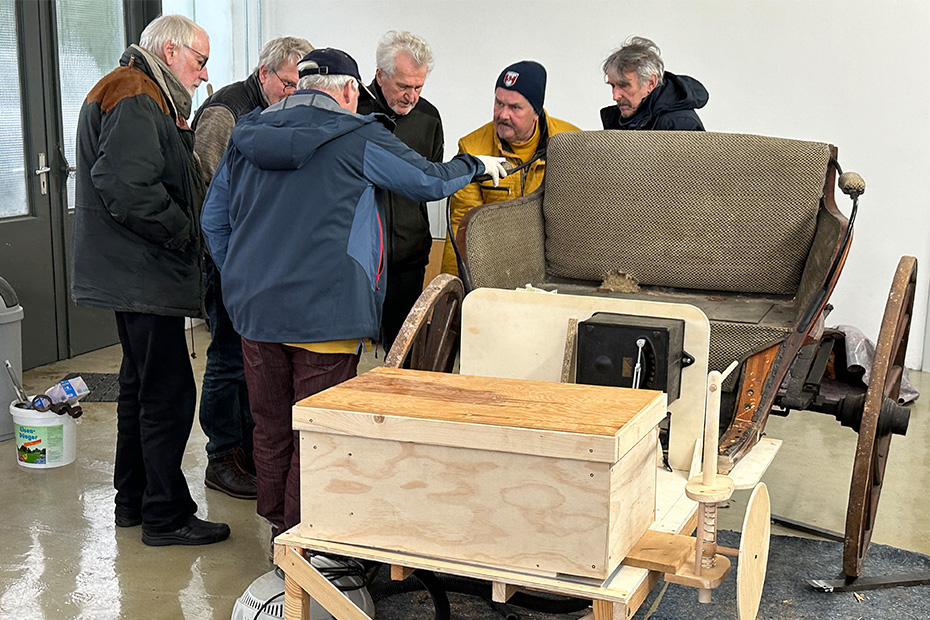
[0,0,60,369]
[56,0,126,358]
[0,0,126,369]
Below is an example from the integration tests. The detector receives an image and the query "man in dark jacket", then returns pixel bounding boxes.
[191,36,312,501]
[201,48,507,535]
[600,36,708,131]
[72,14,229,546]
[356,30,443,352]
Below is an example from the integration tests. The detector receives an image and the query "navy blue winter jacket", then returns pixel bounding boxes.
[201,90,481,344]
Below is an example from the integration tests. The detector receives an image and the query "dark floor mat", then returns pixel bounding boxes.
[368,531,930,619]
[61,372,120,402]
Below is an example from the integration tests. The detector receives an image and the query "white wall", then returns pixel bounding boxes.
[261,0,930,368]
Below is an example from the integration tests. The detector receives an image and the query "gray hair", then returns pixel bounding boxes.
[255,36,314,73]
[296,60,359,94]
[603,36,665,88]
[139,14,204,57]
[375,30,433,76]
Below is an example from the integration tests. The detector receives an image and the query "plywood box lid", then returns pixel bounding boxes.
[293,367,666,463]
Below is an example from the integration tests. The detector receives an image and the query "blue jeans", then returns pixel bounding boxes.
[199,256,254,459]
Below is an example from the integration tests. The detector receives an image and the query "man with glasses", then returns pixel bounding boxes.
[72,14,228,546]
[356,31,444,353]
[190,36,313,502]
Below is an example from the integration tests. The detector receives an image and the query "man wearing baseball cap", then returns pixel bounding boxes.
[441,60,579,276]
[201,47,507,537]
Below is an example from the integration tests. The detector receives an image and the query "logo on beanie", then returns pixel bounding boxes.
[503,71,519,87]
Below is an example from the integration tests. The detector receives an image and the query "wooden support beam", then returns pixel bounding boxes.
[390,564,415,581]
[492,581,519,603]
[280,546,371,620]
[592,599,623,620]
[284,572,310,620]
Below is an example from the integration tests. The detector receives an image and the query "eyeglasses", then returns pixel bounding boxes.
[183,44,209,70]
[272,69,298,92]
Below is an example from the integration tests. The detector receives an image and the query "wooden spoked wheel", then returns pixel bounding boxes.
[843,256,917,577]
[384,274,464,372]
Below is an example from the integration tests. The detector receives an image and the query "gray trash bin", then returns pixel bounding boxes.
[0,276,24,442]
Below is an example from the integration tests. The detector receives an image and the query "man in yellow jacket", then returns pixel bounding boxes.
[441,60,580,276]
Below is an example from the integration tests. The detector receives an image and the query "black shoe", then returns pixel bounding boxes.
[205,453,257,499]
[141,515,231,547]
[115,507,142,528]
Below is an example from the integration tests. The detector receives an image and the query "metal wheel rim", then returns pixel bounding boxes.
[843,256,916,577]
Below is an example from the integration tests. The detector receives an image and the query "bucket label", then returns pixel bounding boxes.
[14,423,64,465]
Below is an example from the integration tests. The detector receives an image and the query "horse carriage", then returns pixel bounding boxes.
[276,130,916,619]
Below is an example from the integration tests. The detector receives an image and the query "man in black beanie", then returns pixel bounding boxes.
[441,60,579,276]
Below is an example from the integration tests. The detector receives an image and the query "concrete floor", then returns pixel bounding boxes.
[1,325,928,619]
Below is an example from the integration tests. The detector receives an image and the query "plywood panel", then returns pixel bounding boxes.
[299,431,616,579]
[459,289,710,471]
[607,429,659,569]
[295,367,666,462]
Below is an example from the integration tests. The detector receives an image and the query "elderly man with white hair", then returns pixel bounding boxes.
[357,30,444,352]
[190,35,313,502]
[72,14,230,547]
[201,48,507,537]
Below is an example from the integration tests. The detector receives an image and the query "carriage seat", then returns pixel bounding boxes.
[460,130,848,380]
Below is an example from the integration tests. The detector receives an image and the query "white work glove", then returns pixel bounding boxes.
[475,155,509,187]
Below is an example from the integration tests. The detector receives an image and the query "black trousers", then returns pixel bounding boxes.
[381,264,426,353]
[114,312,197,531]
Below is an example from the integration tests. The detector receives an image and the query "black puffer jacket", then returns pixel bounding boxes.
[600,71,708,131]
[357,80,444,269]
[71,47,204,317]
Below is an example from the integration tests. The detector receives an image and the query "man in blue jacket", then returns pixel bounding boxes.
[601,36,708,131]
[201,48,506,536]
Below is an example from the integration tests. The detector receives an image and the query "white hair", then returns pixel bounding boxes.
[296,59,358,94]
[139,14,205,58]
[375,30,433,76]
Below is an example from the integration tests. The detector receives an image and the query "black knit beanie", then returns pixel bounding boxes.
[495,60,546,114]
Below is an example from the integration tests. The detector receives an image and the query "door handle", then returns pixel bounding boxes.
[35,153,49,195]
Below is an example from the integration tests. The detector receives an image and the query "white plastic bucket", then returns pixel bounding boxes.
[11,400,76,468]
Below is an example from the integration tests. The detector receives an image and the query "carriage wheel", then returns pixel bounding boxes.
[384,274,464,372]
[843,256,917,577]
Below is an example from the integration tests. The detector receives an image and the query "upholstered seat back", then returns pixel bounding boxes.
[542,131,831,295]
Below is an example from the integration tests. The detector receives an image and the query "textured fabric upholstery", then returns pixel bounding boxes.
[463,130,845,391]
[543,131,832,295]
[465,189,547,290]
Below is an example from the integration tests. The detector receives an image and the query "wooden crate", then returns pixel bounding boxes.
[293,366,666,580]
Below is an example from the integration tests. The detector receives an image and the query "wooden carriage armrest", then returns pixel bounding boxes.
[460,187,547,289]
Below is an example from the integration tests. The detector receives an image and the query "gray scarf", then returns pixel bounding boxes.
[129,44,193,120]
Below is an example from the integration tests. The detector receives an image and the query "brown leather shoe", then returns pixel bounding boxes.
[205,453,257,499]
